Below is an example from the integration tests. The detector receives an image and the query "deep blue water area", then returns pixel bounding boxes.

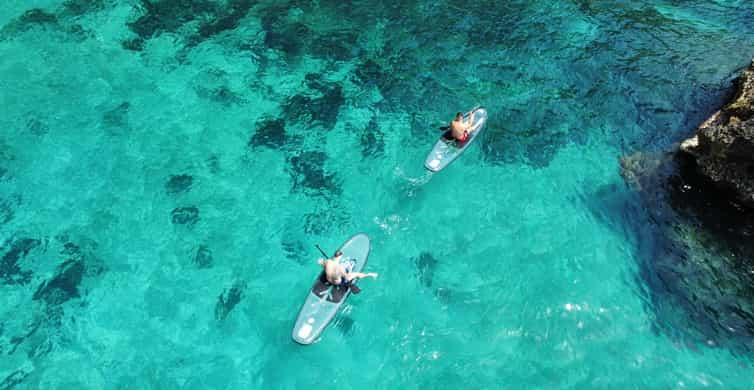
[2,0,754,388]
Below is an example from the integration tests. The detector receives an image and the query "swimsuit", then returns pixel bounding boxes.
[339,259,355,286]
[457,131,469,142]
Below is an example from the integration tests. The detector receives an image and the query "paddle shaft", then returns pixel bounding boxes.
[438,106,483,131]
[315,244,328,258]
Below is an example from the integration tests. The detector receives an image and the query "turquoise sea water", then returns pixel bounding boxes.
[2,0,754,388]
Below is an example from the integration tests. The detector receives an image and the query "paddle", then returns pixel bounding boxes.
[315,244,328,258]
[438,106,483,132]
[315,244,361,294]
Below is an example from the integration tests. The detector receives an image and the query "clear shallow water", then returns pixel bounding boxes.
[1,0,754,388]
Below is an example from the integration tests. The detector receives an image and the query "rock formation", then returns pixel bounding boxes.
[680,59,754,208]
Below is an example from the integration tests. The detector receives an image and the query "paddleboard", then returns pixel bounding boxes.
[424,107,487,172]
[291,233,370,345]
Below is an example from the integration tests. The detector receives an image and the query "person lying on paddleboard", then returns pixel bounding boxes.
[450,109,482,142]
[318,250,378,287]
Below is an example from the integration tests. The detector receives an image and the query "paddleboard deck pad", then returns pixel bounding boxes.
[292,233,370,345]
[424,107,487,172]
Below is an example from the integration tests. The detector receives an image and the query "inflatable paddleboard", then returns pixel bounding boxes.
[424,107,487,172]
[292,233,370,345]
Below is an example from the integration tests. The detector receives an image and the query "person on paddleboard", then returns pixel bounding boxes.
[450,108,481,142]
[318,250,378,287]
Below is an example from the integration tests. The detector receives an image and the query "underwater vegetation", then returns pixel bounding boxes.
[194,245,213,269]
[172,206,200,227]
[165,174,193,195]
[0,237,40,285]
[249,117,287,150]
[215,281,246,321]
[288,151,340,197]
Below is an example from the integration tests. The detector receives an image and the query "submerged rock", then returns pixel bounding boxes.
[127,0,256,49]
[171,206,199,227]
[360,117,385,158]
[283,74,344,130]
[288,151,340,196]
[13,9,57,26]
[281,239,307,264]
[618,147,754,353]
[103,101,130,129]
[0,198,14,226]
[32,259,85,305]
[0,370,29,389]
[1,8,89,41]
[263,21,309,56]
[302,208,349,235]
[414,252,438,287]
[0,9,57,37]
[26,117,49,136]
[63,0,105,16]
[194,245,212,268]
[679,59,754,208]
[165,174,193,195]
[1,237,40,285]
[127,0,216,41]
[249,117,286,149]
[193,0,255,43]
[215,281,246,321]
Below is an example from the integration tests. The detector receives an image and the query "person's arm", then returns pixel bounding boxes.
[464,111,476,129]
[467,120,482,133]
[347,272,379,281]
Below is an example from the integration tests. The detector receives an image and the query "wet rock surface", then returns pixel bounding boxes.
[615,61,754,353]
[679,59,754,208]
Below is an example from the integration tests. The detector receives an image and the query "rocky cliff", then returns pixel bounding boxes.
[680,59,754,208]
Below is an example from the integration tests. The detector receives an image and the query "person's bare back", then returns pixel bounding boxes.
[323,254,345,285]
[450,110,479,142]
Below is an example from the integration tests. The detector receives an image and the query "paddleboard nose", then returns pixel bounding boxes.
[297,323,313,340]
